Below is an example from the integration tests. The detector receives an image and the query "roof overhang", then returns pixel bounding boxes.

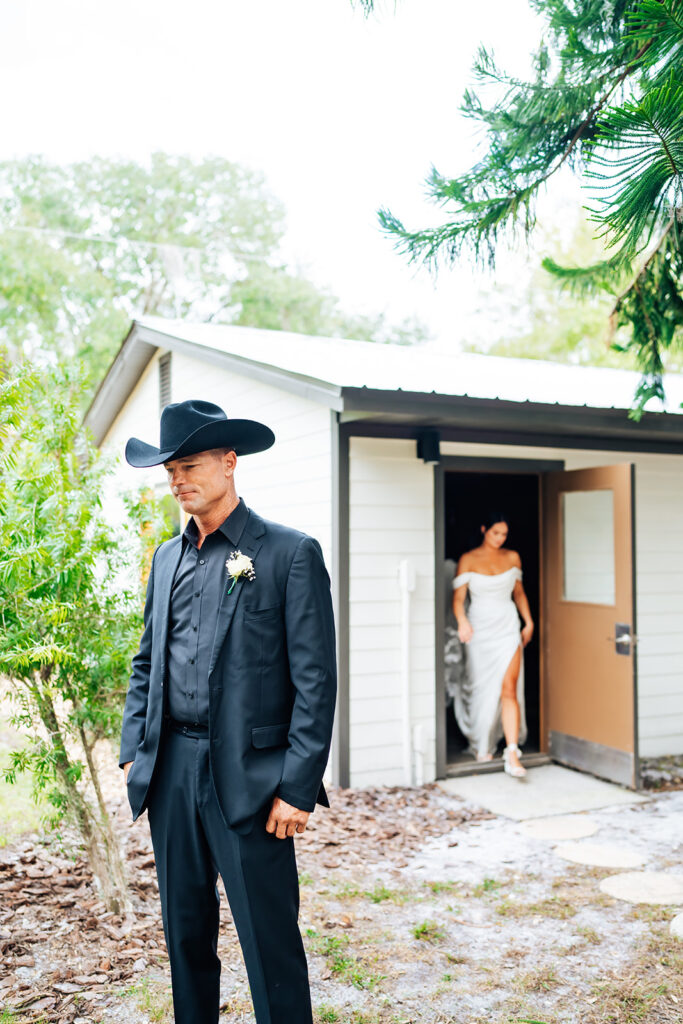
[339,387,683,454]
[84,320,345,446]
[85,320,683,456]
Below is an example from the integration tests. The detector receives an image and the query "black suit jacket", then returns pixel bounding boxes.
[119,504,337,832]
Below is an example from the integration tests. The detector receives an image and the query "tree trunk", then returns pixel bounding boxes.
[37,684,130,913]
[79,723,130,908]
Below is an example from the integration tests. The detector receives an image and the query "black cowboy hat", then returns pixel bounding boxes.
[125,399,275,468]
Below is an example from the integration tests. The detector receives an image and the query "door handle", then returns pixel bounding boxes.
[606,633,637,644]
[607,622,637,655]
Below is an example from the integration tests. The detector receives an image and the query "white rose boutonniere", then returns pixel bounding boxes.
[226,550,256,595]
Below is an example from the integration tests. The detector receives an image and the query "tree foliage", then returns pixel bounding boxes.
[0,153,427,392]
[0,154,285,384]
[372,0,683,415]
[0,362,171,909]
[229,261,429,344]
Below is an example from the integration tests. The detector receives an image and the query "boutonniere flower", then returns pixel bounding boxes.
[226,550,256,595]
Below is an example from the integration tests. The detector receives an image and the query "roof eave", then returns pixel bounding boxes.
[84,323,157,446]
[84,320,345,446]
[339,386,683,452]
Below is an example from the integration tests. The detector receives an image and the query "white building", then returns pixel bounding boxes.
[86,316,683,790]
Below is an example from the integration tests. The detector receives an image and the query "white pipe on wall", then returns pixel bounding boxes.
[413,723,425,787]
[398,558,417,785]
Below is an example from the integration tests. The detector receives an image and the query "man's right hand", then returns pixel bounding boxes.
[123,761,134,783]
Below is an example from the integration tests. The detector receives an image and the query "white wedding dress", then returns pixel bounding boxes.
[452,567,527,758]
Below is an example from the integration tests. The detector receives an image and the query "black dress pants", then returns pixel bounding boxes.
[146,725,313,1024]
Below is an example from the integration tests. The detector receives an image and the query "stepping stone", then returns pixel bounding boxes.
[518,815,598,841]
[555,842,646,868]
[671,913,683,939]
[599,871,683,905]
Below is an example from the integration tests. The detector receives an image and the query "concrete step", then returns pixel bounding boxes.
[445,752,552,778]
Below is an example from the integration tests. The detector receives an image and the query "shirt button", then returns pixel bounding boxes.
[195,591,200,597]
[199,559,205,565]
[192,625,197,631]
[189,658,195,664]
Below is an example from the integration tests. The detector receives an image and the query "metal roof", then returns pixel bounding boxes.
[84,316,683,453]
[135,316,683,414]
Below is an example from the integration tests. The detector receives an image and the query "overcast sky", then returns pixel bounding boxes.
[1,0,573,342]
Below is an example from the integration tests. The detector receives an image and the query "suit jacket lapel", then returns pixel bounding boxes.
[209,510,265,676]
[153,536,184,678]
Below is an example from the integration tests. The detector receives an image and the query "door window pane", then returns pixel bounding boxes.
[562,489,615,605]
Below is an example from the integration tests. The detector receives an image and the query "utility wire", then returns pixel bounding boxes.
[1,223,203,253]
[0,223,264,261]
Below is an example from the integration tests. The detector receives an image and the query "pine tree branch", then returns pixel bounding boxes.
[611,213,675,313]
[534,37,654,190]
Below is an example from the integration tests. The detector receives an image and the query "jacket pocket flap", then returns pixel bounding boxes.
[251,723,290,749]
[243,603,282,619]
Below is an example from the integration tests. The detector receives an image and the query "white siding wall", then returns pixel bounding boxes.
[348,437,435,787]
[442,440,683,757]
[102,350,334,566]
[101,353,683,775]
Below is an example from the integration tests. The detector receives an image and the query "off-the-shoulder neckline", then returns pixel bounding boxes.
[459,566,520,578]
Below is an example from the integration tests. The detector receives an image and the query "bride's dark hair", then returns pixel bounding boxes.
[481,512,511,536]
[480,511,510,535]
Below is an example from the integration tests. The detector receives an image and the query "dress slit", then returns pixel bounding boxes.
[499,640,522,696]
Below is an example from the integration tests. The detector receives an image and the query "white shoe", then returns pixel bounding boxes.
[503,744,527,779]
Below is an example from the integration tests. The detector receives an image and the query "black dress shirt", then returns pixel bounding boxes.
[166,497,249,725]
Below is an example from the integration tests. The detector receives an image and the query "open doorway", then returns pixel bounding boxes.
[443,469,542,766]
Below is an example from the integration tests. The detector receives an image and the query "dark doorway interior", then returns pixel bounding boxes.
[443,471,541,763]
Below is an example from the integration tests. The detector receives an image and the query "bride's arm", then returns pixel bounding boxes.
[453,556,473,643]
[511,553,534,646]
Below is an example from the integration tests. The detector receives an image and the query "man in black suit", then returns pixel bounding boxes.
[119,399,337,1024]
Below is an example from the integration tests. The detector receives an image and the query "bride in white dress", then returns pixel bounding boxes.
[452,514,534,777]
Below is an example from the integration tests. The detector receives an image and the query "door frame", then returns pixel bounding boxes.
[435,454,565,779]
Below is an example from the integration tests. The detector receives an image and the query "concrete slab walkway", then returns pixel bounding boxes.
[438,763,648,819]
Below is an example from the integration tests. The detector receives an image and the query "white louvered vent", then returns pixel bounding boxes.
[158,353,172,412]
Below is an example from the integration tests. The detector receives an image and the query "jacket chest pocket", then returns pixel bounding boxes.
[241,605,283,665]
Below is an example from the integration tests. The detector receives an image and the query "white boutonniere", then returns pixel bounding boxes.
[226,550,256,595]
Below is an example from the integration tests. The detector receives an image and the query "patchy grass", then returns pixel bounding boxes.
[413,919,445,943]
[332,880,362,899]
[314,1006,340,1023]
[444,951,469,965]
[306,931,384,991]
[576,924,602,946]
[128,977,174,1023]
[363,882,410,904]
[425,880,458,895]
[582,929,682,1023]
[629,904,678,923]
[496,896,577,920]
[298,870,314,886]
[472,876,503,897]
[219,995,254,1016]
[514,967,559,994]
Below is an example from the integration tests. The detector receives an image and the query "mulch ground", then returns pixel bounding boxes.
[640,755,683,792]
[0,784,491,1022]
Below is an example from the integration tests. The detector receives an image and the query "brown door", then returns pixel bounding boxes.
[542,465,639,787]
